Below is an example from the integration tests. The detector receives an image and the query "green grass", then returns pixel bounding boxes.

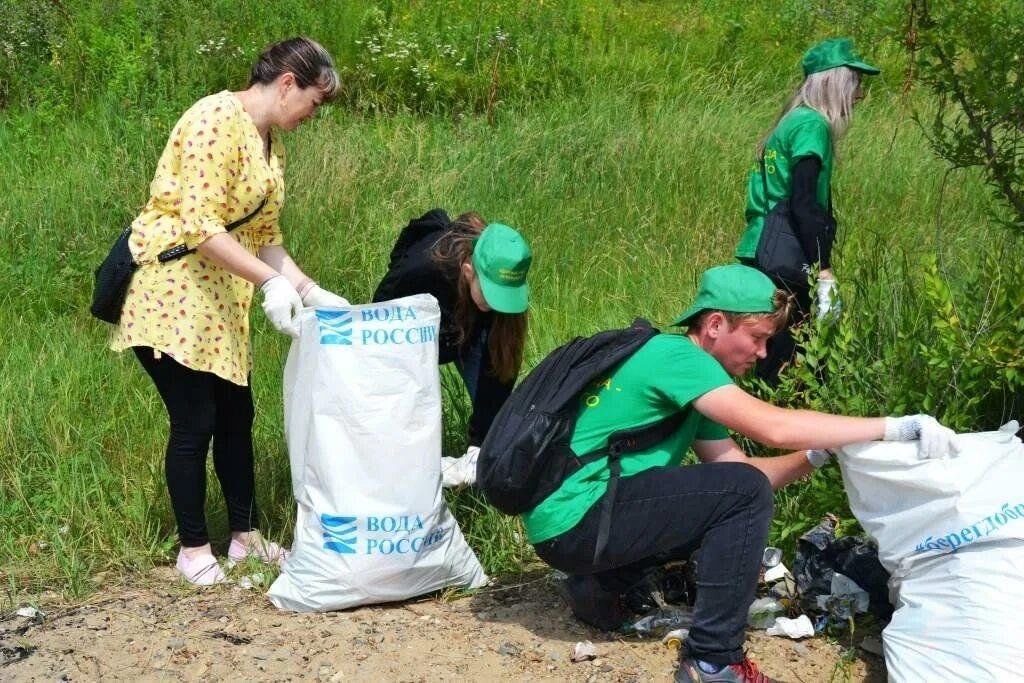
[1,0,1019,598]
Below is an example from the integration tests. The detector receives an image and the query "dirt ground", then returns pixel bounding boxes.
[1,569,886,682]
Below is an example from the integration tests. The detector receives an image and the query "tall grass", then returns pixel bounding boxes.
[1,0,1018,597]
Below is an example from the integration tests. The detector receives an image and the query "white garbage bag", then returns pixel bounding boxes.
[268,294,488,612]
[836,425,1024,682]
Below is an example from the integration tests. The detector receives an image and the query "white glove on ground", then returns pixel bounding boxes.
[816,277,840,321]
[884,414,960,459]
[441,446,480,488]
[260,275,302,339]
[302,285,350,309]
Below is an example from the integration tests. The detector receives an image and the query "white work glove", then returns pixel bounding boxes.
[260,275,302,339]
[806,448,833,469]
[301,284,350,309]
[816,276,840,321]
[441,446,480,488]
[884,415,961,459]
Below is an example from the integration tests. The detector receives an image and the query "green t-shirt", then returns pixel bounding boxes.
[735,106,834,261]
[521,334,733,544]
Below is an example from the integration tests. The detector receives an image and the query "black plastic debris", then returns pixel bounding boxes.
[793,515,893,622]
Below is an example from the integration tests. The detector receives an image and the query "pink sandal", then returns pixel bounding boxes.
[227,537,289,567]
[176,548,227,586]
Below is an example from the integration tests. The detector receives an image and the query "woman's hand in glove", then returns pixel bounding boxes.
[260,275,303,338]
[301,285,350,309]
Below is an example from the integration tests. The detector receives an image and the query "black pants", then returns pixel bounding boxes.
[755,278,811,385]
[134,347,258,547]
[534,462,773,666]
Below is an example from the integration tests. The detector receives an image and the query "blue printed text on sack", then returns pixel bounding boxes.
[914,501,1024,556]
[359,306,437,346]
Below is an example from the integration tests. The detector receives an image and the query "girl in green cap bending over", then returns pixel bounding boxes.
[734,37,880,383]
[373,209,532,484]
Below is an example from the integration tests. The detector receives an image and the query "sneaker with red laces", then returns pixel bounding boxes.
[675,657,780,683]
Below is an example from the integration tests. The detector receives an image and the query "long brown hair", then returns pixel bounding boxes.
[431,212,529,383]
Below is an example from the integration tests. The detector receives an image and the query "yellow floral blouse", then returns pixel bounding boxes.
[109,91,285,386]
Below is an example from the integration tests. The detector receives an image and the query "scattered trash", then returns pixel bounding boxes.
[763,562,791,584]
[765,615,815,639]
[815,572,869,618]
[15,607,43,620]
[570,641,598,663]
[622,606,693,638]
[793,515,891,622]
[762,546,783,568]
[0,645,36,666]
[661,628,688,650]
[747,597,784,629]
[236,573,266,590]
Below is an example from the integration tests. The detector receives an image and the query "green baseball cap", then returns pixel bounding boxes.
[472,223,532,314]
[672,264,777,326]
[802,37,880,77]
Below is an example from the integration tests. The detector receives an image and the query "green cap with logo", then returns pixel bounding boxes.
[672,264,778,326]
[802,37,880,77]
[472,223,532,314]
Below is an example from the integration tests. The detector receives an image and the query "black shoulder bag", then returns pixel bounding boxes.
[753,155,811,285]
[90,199,267,324]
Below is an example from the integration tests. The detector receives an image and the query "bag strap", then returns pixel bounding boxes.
[155,198,268,263]
[589,410,688,563]
[759,154,771,216]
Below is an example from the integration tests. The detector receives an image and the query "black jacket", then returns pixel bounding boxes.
[372,209,514,446]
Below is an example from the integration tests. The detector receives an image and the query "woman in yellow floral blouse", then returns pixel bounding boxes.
[110,37,348,585]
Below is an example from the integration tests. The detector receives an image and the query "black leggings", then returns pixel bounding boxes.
[134,347,259,547]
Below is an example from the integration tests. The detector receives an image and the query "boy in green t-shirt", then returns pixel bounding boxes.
[527,264,957,683]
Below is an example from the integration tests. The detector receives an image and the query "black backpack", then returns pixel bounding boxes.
[477,319,685,557]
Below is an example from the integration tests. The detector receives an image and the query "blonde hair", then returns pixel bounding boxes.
[757,66,861,158]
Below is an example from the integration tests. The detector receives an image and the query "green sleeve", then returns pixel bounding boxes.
[653,342,732,414]
[787,116,832,165]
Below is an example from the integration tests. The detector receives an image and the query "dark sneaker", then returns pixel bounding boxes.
[675,657,781,683]
[553,574,631,631]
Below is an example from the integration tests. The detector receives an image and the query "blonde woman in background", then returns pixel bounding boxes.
[734,38,879,383]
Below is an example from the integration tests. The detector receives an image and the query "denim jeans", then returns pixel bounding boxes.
[534,461,773,665]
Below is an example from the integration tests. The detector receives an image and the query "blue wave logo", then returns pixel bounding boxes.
[322,514,358,554]
[316,310,353,345]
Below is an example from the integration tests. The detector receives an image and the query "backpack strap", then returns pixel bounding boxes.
[588,410,688,564]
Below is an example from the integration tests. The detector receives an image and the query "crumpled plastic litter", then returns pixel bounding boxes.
[621,606,693,638]
[570,640,598,662]
[237,573,266,590]
[441,446,479,488]
[15,607,43,619]
[747,597,784,629]
[766,614,815,639]
[764,561,791,584]
[793,515,892,623]
[815,572,869,618]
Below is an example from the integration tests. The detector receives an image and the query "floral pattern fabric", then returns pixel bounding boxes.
[109,91,286,386]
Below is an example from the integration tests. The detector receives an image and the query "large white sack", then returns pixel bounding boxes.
[268,294,487,612]
[836,428,1024,682]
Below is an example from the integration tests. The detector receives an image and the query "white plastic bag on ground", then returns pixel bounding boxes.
[836,426,1024,682]
[268,294,487,612]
